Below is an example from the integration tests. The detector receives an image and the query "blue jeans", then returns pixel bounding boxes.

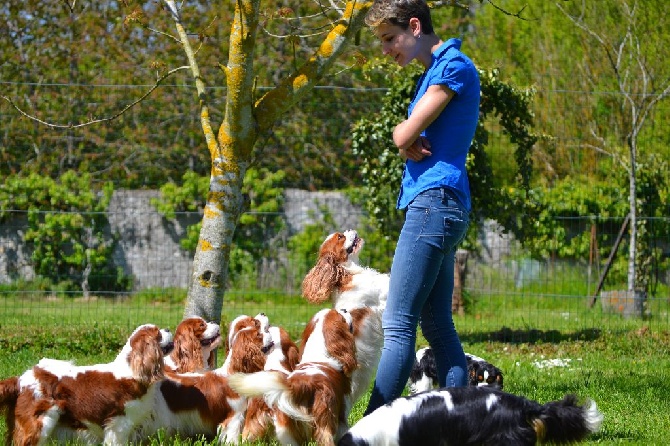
[365,187,470,415]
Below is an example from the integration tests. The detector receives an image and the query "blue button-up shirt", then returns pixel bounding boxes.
[397,38,480,211]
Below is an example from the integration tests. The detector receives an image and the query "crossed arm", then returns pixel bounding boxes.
[394,84,455,162]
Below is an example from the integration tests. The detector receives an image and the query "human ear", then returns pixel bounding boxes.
[408,17,422,37]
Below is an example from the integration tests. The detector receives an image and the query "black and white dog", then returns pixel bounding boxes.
[338,386,603,446]
[408,347,504,394]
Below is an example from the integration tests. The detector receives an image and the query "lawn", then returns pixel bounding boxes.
[1,290,669,445]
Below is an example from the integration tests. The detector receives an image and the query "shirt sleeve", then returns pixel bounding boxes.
[428,54,473,96]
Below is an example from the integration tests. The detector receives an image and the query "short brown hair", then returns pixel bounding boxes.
[365,0,434,34]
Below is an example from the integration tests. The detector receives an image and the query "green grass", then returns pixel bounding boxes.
[1,290,670,445]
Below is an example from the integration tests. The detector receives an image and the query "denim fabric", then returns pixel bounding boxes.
[365,187,470,415]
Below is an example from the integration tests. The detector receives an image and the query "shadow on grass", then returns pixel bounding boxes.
[460,326,603,344]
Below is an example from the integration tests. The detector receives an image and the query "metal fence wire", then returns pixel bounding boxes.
[1,203,668,340]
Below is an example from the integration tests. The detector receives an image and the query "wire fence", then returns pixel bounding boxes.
[2,81,669,341]
[1,202,668,341]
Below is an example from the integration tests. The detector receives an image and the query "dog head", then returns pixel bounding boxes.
[167,316,222,373]
[467,355,504,389]
[301,229,363,305]
[222,313,274,374]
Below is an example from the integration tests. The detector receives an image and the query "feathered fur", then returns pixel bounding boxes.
[241,324,301,443]
[164,316,221,373]
[229,308,357,446]
[301,230,387,407]
[339,386,603,446]
[10,324,172,446]
[129,313,274,444]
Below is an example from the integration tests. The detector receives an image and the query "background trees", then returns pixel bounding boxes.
[462,0,670,295]
[2,1,669,312]
[555,0,670,294]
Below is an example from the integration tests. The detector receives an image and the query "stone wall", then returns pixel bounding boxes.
[0,189,363,290]
[107,190,199,289]
[1,189,524,291]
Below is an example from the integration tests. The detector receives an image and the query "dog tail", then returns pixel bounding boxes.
[534,395,603,444]
[228,371,288,398]
[228,371,313,423]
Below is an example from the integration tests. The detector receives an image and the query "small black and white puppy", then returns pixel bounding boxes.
[408,347,504,394]
[338,386,603,446]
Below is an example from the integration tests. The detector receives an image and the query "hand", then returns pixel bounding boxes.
[401,136,432,162]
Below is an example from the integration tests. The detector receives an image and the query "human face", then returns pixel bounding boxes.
[373,22,419,67]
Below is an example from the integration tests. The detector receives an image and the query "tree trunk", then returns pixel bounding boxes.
[452,249,469,316]
[627,137,637,292]
[173,1,371,323]
[182,170,246,322]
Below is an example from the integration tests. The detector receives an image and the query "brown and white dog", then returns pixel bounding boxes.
[130,313,274,444]
[218,313,275,376]
[241,322,301,443]
[164,316,221,373]
[229,308,358,446]
[302,229,389,312]
[301,229,388,405]
[5,324,173,446]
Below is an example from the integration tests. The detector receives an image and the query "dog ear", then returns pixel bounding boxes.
[286,343,301,372]
[173,326,205,373]
[207,352,217,369]
[230,330,267,373]
[495,368,504,388]
[129,327,165,385]
[302,253,341,304]
[324,312,357,377]
[281,328,301,372]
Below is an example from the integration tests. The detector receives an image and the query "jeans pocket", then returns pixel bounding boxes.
[443,212,469,250]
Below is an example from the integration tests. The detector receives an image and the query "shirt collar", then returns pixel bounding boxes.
[432,38,462,62]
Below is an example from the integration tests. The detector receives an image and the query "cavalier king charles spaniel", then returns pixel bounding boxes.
[164,316,221,373]
[241,320,301,443]
[229,308,358,446]
[301,229,387,405]
[5,324,173,446]
[129,313,275,444]
[409,347,505,394]
[339,386,603,446]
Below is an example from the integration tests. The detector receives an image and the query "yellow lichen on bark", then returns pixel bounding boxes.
[293,74,309,91]
[198,275,213,287]
[198,239,214,252]
[345,1,372,16]
[318,23,348,58]
[204,206,221,219]
[204,192,227,214]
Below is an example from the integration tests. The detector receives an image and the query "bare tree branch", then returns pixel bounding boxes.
[163,0,219,157]
[483,0,530,20]
[254,1,369,129]
[556,1,619,75]
[0,66,188,129]
[62,0,76,14]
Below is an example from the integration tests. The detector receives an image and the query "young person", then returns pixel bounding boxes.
[363,0,481,415]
